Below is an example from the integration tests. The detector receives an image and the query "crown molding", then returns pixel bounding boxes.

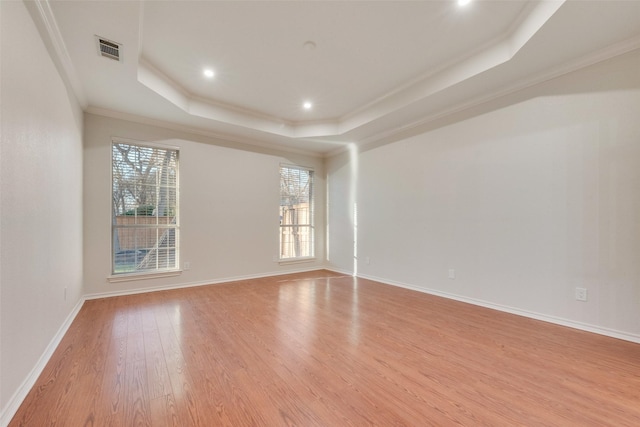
[134,1,565,140]
[355,35,640,152]
[84,106,331,158]
[24,0,88,109]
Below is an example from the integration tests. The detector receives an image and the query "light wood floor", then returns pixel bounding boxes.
[9,270,640,426]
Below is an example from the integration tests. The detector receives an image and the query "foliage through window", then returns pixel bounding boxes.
[112,141,179,274]
[280,165,314,260]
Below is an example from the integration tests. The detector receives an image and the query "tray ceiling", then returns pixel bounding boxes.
[29,0,640,155]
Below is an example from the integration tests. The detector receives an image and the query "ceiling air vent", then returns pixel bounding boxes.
[96,36,121,61]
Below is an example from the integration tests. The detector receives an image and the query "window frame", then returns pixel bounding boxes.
[279,164,315,262]
[109,138,180,280]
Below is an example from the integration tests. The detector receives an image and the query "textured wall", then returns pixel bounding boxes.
[327,49,640,340]
[0,0,84,418]
[83,114,326,296]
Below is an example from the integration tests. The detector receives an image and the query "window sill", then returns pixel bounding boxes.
[278,257,316,265]
[108,270,182,283]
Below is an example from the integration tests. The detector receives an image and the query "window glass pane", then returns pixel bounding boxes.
[279,166,313,259]
[112,142,179,274]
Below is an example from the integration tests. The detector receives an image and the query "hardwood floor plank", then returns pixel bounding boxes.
[98,335,127,427]
[149,394,180,427]
[124,355,151,426]
[153,300,204,426]
[144,327,172,400]
[8,270,640,426]
[87,297,130,427]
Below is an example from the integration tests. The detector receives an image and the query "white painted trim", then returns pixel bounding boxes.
[23,0,87,108]
[107,270,182,283]
[355,37,640,152]
[356,273,640,345]
[324,267,354,277]
[86,267,326,300]
[0,298,85,427]
[278,257,317,266]
[131,0,564,141]
[84,107,328,158]
[111,136,181,152]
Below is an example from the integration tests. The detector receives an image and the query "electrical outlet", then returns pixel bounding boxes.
[575,287,588,301]
[448,269,455,279]
[183,261,191,270]
[365,257,370,265]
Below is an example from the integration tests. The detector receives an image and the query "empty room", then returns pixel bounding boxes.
[2,0,640,425]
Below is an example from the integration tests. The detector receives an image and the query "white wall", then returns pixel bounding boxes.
[326,148,356,274]
[0,0,84,420]
[83,114,326,296]
[327,49,640,340]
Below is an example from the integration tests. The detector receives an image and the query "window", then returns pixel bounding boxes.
[112,141,179,275]
[280,165,314,260]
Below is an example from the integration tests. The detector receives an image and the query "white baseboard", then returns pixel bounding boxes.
[324,266,354,277]
[356,272,640,345]
[85,266,327,300]
[0,297,85,427]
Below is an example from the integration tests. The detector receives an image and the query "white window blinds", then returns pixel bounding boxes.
[279,165,314,259]
[112,141,179,274]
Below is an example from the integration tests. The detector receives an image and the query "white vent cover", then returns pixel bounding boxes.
[96,36,121,61]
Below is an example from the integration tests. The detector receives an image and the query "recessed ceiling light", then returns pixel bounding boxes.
[203,68,215,78]
[458,0,472,6]
[303,101,313,110]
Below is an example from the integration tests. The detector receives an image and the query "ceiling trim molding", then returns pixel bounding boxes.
[337,0,565,135]
[134,0,565,140]
[137,56,190,111]
[352,35,640,155]
[24,0,88,109]
[137,57,300,138]
[84,106,329,158]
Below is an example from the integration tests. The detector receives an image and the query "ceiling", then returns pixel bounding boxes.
[30,0,640,156]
